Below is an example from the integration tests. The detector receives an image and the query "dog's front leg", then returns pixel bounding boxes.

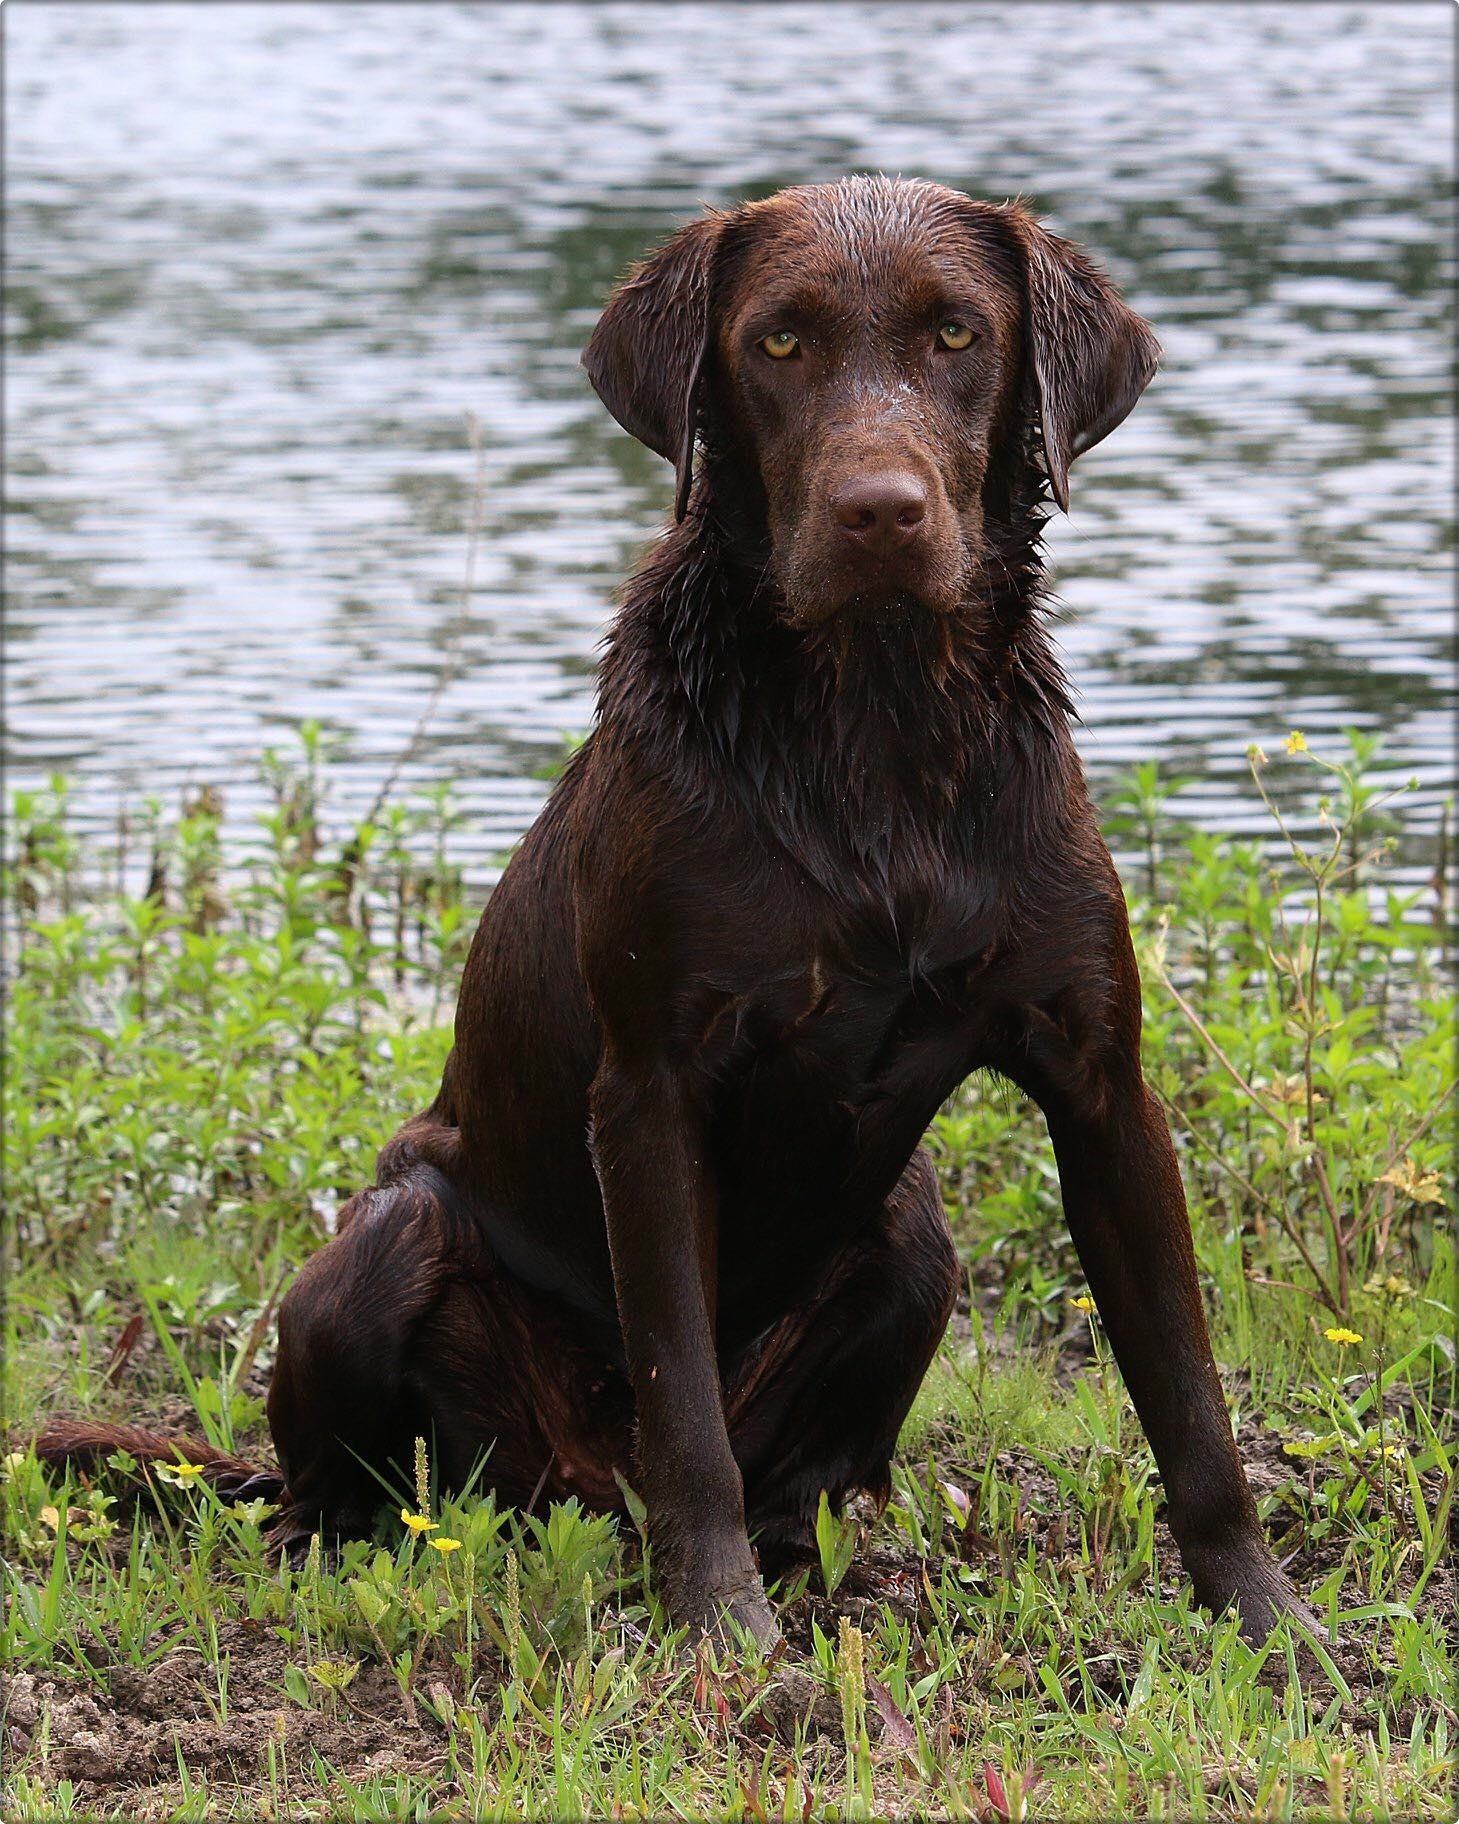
[589,1048,777,1648]
[1012,989,1313,1646]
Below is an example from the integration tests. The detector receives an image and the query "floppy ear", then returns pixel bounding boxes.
[582,211,726,521]
[1002,207,1161,513]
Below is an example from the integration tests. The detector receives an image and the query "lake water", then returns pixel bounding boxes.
[7,3,1453,883]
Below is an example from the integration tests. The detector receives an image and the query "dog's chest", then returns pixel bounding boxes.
[707,886,999,1318]
[736,872,1003,1092]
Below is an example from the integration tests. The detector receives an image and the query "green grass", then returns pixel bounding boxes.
[3,728,1454,1820]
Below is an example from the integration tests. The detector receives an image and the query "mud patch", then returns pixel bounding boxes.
[2,1623,447,1815]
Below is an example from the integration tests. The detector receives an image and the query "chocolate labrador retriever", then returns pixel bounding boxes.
[41,177,1307,1649]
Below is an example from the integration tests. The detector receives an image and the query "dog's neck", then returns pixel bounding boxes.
[597,484,1075,884]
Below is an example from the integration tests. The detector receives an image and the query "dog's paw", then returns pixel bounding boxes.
[700,1575,781,1653]
[1184,1538,1324,1648]
[1242,1576,1324,1649]
[672,1571,780,1655]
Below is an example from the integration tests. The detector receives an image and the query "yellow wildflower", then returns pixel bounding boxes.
[1068,1295,1096,1313]
[155,1459,207,1486]
[1324,1327,1363,1347]
[400,1508,438,1534]
[1283,730,1308,755]
[429,1536,462,1556]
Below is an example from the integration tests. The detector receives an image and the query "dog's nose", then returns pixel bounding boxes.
[831,473,928,554]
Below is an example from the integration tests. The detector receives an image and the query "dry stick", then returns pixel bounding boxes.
[1303,883,1355,1311]
[1253,765,1449,1302]
[1150,943,1351,1311]
[1155,1084,1338,1313]
[1151,944,1284,1120]
[1244,1273,1333,1304]
[361,413,488,836]
[1309,1146,1350,1317]
[1283,845,1351,1307]
[233,1271,285,1394]
[1247,759,1353,1306]
[1262,757,1408,1311]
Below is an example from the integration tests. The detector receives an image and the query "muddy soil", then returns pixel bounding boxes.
[10,1309,1450,1815]
[7,1416,1447,1818]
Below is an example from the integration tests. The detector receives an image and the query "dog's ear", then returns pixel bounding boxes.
[582,211,727,521]
[1000,206,1161,512]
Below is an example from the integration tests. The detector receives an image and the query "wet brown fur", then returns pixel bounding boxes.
[36,178,1307,1645]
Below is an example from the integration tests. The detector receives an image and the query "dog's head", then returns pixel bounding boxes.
[584,176,1159,630]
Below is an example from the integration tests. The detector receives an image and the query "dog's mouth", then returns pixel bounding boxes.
[832,583,942,626]
[780,552,968,630]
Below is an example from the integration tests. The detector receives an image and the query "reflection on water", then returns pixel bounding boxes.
[6,3,1453,880]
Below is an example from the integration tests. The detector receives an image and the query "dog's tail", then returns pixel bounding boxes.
[29,1419,285,1506]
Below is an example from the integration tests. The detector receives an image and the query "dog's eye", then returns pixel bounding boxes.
[760,330,800,360]
[937,323,975,351]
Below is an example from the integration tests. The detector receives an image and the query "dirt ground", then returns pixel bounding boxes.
[8,1292,1449,1816]
[6,1423,1444,1818]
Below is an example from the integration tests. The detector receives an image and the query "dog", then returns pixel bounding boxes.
[40,177,1307,1650]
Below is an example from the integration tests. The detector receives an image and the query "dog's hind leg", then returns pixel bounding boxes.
[268,1123,633,1548]
[266,1131,468,1547]
[725,1147,960,1574]
[400,1271,635,1517]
